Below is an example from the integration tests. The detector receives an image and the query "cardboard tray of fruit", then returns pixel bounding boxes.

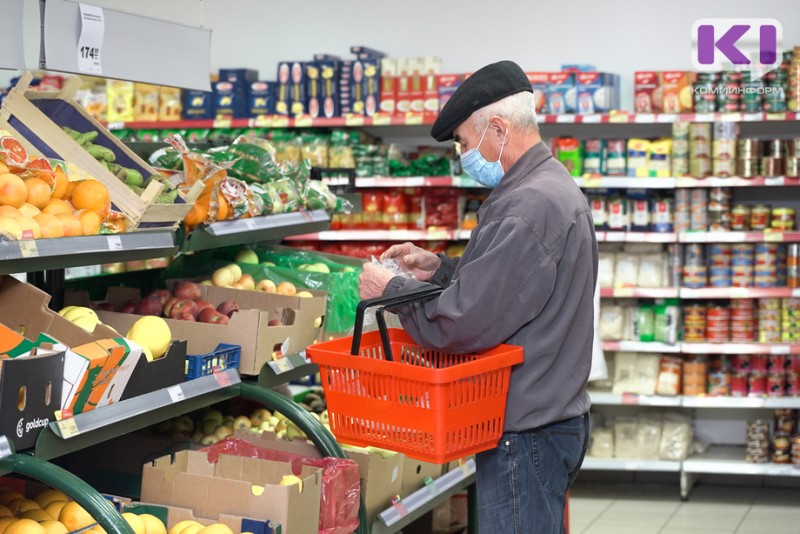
[0,72,198,229]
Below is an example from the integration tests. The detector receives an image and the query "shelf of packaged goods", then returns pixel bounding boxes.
[285,229,464,242]
[0,231,178,275]
[589,391,682,407]
[581,457,682,472]
[678,231,800,243]
[575,177,677,189]
[600,287,681,298]
[182,210,330,251]
[323,176,482,188]
[680,343,800,355]
[598,232,677,243]
[675,176,800,188]
[602,341,681,353]
[105,113,438,131]
[536,112,800,124]
[680,287,800,299]
[681,396,800,409]
[682,446,800,477]
[33,370,241,461]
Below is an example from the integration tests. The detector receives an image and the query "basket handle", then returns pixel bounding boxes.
[351,285,443,359]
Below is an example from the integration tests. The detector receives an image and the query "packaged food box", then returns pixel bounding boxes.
[275,62,292,116]
[437,74,462,112]
[159,87,182,121]
[526,72,550,114]
[634,71,663,113]
[248,81,274,117]
[576,72,619,114]
[219,68,259,84]
[288,62,307,116]
[379,58,398,114]
[545,72,577,114]
[661,71,694,113]
[182,89,214,120]
[133,83,159,121]
[313,55,341,118]
[213,81,247,119]
[106,80,135,122]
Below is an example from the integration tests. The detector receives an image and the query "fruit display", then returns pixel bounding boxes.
[61,127,179,205]
[56,305,107,333]
[0,134,127,239]
[207,262,305,298]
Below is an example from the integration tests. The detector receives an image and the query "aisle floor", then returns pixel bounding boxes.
[568,481,800,534]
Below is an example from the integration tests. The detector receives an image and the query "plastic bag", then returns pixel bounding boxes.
[203,438,360,534]
[303,180,339,212]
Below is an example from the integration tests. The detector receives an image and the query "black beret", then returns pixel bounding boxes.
[431,60,532,142]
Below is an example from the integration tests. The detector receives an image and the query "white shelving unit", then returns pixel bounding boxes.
[582,457,681,472]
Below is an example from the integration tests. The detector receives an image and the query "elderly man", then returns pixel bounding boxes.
[358,60,597,533]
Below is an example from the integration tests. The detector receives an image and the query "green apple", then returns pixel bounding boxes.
[235,248,259,265]
[261,261,276,267]
[305,263,330,273]
[341,266,356,273]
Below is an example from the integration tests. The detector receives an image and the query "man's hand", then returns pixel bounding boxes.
[359,263,398,300]
[380,242,441,282]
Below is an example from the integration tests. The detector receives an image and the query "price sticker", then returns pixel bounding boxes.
[459,460,472,476]
[404,114,423,125]
[766,113,787,121]
[77,4,104,75]
[273,358,293,373]
[657,114,677,123]
[390,496,408,517]
[581,177,602,188]
[213,119,232,129]
[214,371,232,387]
[614,288,635,298]
[57,418,80,439]
[764,177,785,186]
[345,116,365,126]
[106,235,123,251]
[372,114,392,125]
[254,116,273,127]
[743,113,763,122]
[621,393,640,405]
[720,113,742,122]
[634,113,655,123]
[792,288,800,298]
[427,229,449,240]
[694,113,715,122]
[581,114,602,124]
[272,117,290,128]
[19,240,39,258]
[764,231,784,242]
[730,287,750,298]
[675,178,697,188]
[106,122,124,130]
[609,111,629,123]
[556,114,575,123]
[294,116,313,128]
[167,385,185,403]
[771,345,791,355]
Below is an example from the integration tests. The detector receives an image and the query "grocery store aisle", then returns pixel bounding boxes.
[568,481,800,533]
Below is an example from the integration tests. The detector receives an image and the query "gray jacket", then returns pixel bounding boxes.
[384,142,598,431]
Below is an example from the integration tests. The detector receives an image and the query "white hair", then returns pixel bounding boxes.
[470,91,538,134]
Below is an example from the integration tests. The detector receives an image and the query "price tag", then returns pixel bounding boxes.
[77,4,104,75]
[657,114,677,123]
[614,288,635,297]
[106,235,123,251]
[372,115,391,125]
[694,113,715,122]
[609,111,629,123]
[344,115,365,126]
[404,177,424,187]
[57,418,80,439]
[675,178,697,188]
[771,345,791,355]
[553,114,573,123]
[214,371,232,387]
[19,240,39,258]
[294,116,313,127]
[427,229,449,240]
[621,393,640,405]
[167,385,185,403]
[635,114,655,123]
[404,114,423,125]
[792,288,800,298]
[212,119,232,129]
[730,287,750,298]
[764,231,784,242]
[423,477,438,496]
[581,114,602,124]
[743,113,763,122]
[766,113,787,121]
[390,496,408,517]
[764,176,785,186]
[581,177,602,188]
[106,122,124,130]
[273,358,293,373]
[272,117,290,128]
[720,113,742,122]
[254,116,273,127]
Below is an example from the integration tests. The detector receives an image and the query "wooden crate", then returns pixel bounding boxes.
[0,72,198,230]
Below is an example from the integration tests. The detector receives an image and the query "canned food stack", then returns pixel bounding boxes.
[774,432,792,463]
[742,72,764,113]
[755,243,779,288]
[708,244,732,287]
[683,303,707,342]
[708,187,732,231]
[682,244,706,288]
[794,435,800,467]
[736,139,761,178]
[781,298,800,343]
[773,409,797,464]
[763,68,788,112]
[693,73,718,113]
[790,47,800,112]
[716,72,743,113]
[683,359,707,396]
[706,304,730,342]
[712,123,738,177]
[668,244,683,287]
[732,244,755,287]
[671,122,690,177]
[789,244,800,288]
[762,139,785,177]
[788,139,800,178]
[746,419,770,463]
[689,123,712,178]
[690,189,708,230]
[674,189,690,232]
[731,204,751,231]
[759,298,782,343]
[730,299,757,342]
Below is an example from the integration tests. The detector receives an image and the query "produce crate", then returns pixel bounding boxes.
[0,72,198,229]
[185,343,241,380]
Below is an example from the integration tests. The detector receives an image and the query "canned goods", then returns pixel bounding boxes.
[743,80,764,112]
[751,204,772,230]
[690,189,709,230]
[731,372,749,396]
[768,374,787,397]
[787,158,800,178]
[791,434,800,466]
[607,196,629,230]
[631,199,650,231]
[749,374,768,396]
[787,372,800,396]
[765,139,786,158]
[762,157,785,177]
[739,139,762,158]
[590,196,608,230]
[789,355,800,373]
[772,208,796,231]
[713,159,736,177]
[746,419,770,463]
[694,84,717,112]
[774,409,797,434]
[774,432,792,463]
[606,139,626,176]
[736,158,760,177]
[651,198,674,232]
[732,205,751,230]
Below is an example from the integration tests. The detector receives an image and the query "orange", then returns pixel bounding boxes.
[70,180,109,213]
[0,162,9,175]
[0,206,21,218]
[0,506,11,518]
[41,199,73,216]
[39,522,67,534]
[24,178,52,209]
[0,217,22,240]
[33,214,64,239]
[18,203,40,218]
[55,214,81,237]
[0,518,15,534]
[41,505,65,523]
[77,210,103,236]
[183,199,209,229]
[138,515,166,534]
[15,217,41,240]
[5,519,45,534]
[19,511,51,523]
[57,503,93,532]
[64,181,78,200]
[0,138,28,166]
[0,494,25,507]
[51,169,68,200]
[32,492,66,511]
[7,501,38,516]
[0,174,27,208]
[216,196,229,221]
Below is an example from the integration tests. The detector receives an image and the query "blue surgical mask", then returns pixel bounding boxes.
[460,123,508,188]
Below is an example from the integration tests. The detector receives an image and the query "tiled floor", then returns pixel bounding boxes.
[568,482,800,534]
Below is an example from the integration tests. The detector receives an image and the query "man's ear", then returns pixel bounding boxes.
[490,116,507,138]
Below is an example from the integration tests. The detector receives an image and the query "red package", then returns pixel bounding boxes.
[204,438,360,534]
[382,191,409,230]
[361,190,383,230]
[423,188,461,229]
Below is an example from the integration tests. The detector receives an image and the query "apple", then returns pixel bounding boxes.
[163,297,180,317]
[208,312,229,325]
[274,419,289,433]
[174,281,202,301]
[258,421,274,432]
[204,409,224,423]
[136,297,164,316]
[216,301,240,318]
[119,300,140,314]
[214,425,233,440]
[276,281,297,296]
[232,415,251,431]
[168,299,198,319]
[96,302,115,312]
[227,264,243,282]
[174,415,194,433]
[191,432,203,444]
[201,280,214,286]
[202,420,218,435]
[212,267,235,287]
[197,307,219,323]
[194,300,215,314]
[295,291,313,298]
[200,435,218,446]
[266,416,280,427]
[146,289,173,306]
[250,408,272,427]
[176,311,196,322]
[239,274,255,291]
[222,415,235,427]
[230,281,245,290]
[256,279,277,293]
[235,249,259,265]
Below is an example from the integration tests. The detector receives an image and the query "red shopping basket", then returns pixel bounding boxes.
[307,286,523,464]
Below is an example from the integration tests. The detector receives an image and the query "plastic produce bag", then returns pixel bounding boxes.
[203,438,359,534]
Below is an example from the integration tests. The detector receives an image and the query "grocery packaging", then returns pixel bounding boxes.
[634,72,662,113]
[106,80,135,122]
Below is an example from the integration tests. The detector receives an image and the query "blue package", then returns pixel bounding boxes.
[545,72,576,114]
[316,59,340,118]
[275,62,292,115]
[213,80,247,118]
[576,72,617,114]
[182,89,213,119]
[248,81,274,116]
[219,68,259,84]
[288,61,307,115]
[349,46,387,59]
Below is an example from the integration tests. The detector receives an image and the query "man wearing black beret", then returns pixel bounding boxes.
[359,60,597,533]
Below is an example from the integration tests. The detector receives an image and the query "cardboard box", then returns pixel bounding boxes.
[133,83,159,122]
[526,72,550,113]
[401,458,443,497]
[106,80,135,122]
[408,58,425,114]
[213,81,247,119]
[661,71,693,113]
[182,90,213,120]
[546,72,576,114]
[275,62,292,116]
[576,72,618,114]
[422,57,442,114]
[63,338,136,414]
[315,58,340,118]
[219,69,259,85]
[141,450,321,534]
[344,447,404,525]
[162,505,280,534]
[289,62,307,116]
[0,72,194,229]
[634,71,662,113]
[305,64,322,118]
[159,87,182,121]
[247,82,274,117]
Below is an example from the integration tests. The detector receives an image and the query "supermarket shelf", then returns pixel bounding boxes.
[590,391,682,407]
[374,460,476,533]
[679,231,800,243]
[285,229,466,242]
[675,176,800,188]
[33,370,241,460]
[681,342,800,354]
[582,457,682,472]
[576,177,677,189]
[537,112,800,124]
[182,210,330,251]
[0,231,178,275]
[680,287,800,299]
[682,446,800,476]
[600,287,680,298]
[682,396,800,409]
[602,341,681,353]
[323,176,482,188]
[598,232,677,243]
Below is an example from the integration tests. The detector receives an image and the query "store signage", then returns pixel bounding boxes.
[77,4,104,75]
[692,18,783,80]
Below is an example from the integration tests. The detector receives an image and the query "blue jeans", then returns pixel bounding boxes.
[475,413,589,534]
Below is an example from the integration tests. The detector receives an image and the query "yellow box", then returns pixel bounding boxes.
[134,83,160,122]
[159,87,183,122]
[106,80,135,122]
